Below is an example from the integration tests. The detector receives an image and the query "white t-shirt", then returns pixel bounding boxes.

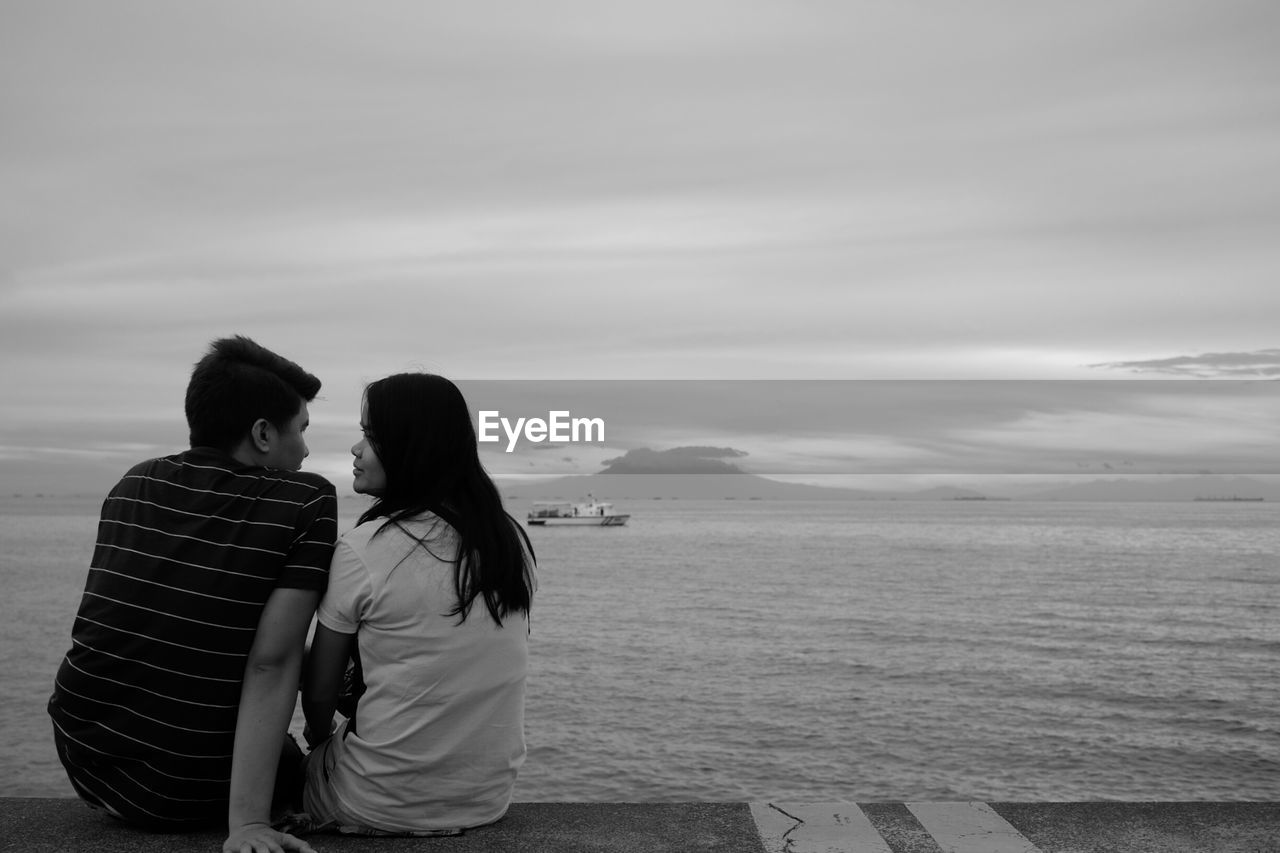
[315,513,529,832]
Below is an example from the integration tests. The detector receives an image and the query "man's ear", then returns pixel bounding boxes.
[249,418,274,453]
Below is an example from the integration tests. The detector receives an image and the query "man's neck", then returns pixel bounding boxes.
[227,440,264,468]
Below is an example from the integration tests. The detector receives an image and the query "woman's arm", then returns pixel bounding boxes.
[301,623,354,748]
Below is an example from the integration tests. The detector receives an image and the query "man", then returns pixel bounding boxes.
[48,336,337,853]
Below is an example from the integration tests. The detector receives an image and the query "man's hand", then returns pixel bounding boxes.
[223,821,316,853]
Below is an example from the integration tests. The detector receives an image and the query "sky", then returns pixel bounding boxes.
[2,1,1279,495]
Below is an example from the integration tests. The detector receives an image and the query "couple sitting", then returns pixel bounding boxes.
[48,336,536,852]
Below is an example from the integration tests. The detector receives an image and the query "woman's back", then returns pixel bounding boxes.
[317,513,528,832]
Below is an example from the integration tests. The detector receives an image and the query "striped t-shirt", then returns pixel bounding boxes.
[48,447,337,827]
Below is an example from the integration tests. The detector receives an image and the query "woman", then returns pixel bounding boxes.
[300,373,535,835]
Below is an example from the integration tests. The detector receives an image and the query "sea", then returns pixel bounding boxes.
[3,494,1277,802]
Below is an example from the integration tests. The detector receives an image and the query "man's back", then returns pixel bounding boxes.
[49,447,336,827]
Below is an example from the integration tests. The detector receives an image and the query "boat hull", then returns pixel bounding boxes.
[527,515,629,527]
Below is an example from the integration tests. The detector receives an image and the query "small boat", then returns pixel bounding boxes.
[527,495,630,526]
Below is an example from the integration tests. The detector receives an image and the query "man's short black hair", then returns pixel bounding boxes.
[184,335,321,451]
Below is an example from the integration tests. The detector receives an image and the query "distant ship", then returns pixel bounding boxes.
[527,495,630,526]
[1193,495,1265,502]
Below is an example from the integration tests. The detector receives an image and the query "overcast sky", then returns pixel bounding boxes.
[2,1,1278,494]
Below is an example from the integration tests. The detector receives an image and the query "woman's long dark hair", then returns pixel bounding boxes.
[357,373,534,625]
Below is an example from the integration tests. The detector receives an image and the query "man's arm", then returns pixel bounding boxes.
[223,587,319,853]
[301,623,354,749]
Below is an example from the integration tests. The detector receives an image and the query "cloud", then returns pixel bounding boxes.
[1090,349,1280,378]
[5,376,1277,494]
[3,2,1280,495]
[478,380,1280,476]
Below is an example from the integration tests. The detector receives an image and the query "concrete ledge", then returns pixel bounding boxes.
[2,798,1277,852]
[0,799,763,853]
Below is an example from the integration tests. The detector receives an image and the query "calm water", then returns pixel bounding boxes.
[3,495,1277,801]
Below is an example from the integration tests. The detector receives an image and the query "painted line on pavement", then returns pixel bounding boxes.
[750,802,892,853]
[905,801,1043,853]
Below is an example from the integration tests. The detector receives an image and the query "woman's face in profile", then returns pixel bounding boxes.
[351,409,387,496]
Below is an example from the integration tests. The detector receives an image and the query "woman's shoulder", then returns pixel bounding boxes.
[341,513,458,550]
[340,518,385,546]
[344,516,378,533]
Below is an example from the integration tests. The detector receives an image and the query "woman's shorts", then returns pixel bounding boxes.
[299,731,463,837]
